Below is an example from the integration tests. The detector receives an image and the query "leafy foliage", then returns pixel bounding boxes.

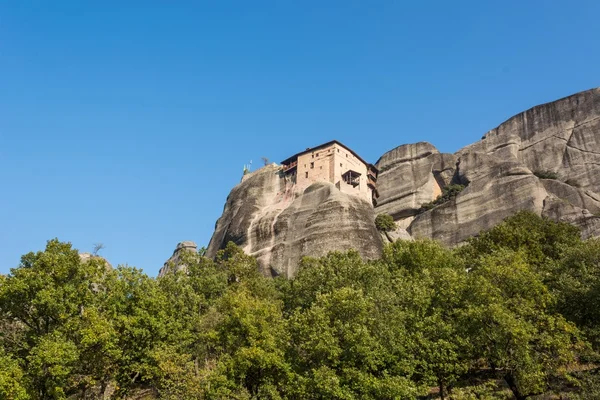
[1,213,599,398]
[375,213,395,232]
[419,184,465,212]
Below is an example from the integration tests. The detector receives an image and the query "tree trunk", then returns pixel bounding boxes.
[504,373,527,400]
[438,377,445,400]
[100,381,107,399]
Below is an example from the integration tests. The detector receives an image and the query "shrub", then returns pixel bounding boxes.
[375,214,396,232]
[418,184,465,213]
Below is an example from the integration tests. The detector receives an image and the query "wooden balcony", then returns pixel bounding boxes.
[367,176,377,189]
[342,170,361,188]
[282,160,298,173]
[368,169,377,181]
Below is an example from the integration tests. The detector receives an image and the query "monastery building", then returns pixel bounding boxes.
[280,140,379,205]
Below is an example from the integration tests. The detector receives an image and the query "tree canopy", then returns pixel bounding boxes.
[1,213,600,399]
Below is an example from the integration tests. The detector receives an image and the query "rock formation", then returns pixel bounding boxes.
[380,88,600,245]
[158,241,198,277]
[205,87,600,276]
[206,165,383,278]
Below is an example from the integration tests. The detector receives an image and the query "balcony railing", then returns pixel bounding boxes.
[282,160,298,172]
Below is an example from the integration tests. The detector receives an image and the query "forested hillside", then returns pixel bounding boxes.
[2,212,600,399]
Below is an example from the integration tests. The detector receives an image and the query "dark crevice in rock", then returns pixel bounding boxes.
[487,141,518,153]
[518,134,569,152]
[565,142,600,155]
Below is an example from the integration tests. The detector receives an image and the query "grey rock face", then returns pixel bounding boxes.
[542,198,600,239]
[399,88,600,245]
[380,225,413,244]
[375,142,456,219]
[206,166,383,278]
[458,88,600,188]
[158,241,198,277]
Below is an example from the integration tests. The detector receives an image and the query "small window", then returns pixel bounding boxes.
[305,172,308,178]
[340,163,343,167]
[320,166,323,169]
[337,149,339,153]
[346,154,348,158]
[312,154,314,158]
[316,153,319,157]
[310,162,314,169]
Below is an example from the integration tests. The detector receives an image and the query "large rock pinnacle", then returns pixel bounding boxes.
[206,165,383,278]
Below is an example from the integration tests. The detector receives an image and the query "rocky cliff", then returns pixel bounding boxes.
[205,87,600,276]
[206,165,382,278]
[379,88,600,245]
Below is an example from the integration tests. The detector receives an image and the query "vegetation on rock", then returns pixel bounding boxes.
[1,212,600,398]
[375,213,395,232]
[419,184,466,212]
[533,170,559,180]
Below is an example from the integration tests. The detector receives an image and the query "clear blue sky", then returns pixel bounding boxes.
[1,1,598,276]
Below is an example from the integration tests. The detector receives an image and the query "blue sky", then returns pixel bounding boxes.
[1,1,599,276]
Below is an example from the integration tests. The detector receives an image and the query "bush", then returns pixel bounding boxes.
[534,170,559,180]
[375,214,396,232]
[418,184,465,213]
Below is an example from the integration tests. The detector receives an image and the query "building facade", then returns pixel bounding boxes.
[281,140,379,205]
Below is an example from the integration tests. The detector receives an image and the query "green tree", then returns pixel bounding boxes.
[285,250,420,398]
[0,239,114,399]
[288,287,418,399]
[383,240,469,399]
[281,250,392,313]
[203,287,290,398]
[457,211,581,272]
[107,266,171,397]
[0,349,29,400]
[27,333,78,399]
[552,239,600,350]
[463,250,583,399]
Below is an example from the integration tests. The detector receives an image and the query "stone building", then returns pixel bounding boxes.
[281,140,379,205]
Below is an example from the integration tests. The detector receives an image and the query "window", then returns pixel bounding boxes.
[340,163,343,167]
[320,166,323,169]
[337,149,339,153]
[312,154,314,158]
[346,154,348,158]
[305,172,308,178]
[316,153,319,157]
[310,162,314,169]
